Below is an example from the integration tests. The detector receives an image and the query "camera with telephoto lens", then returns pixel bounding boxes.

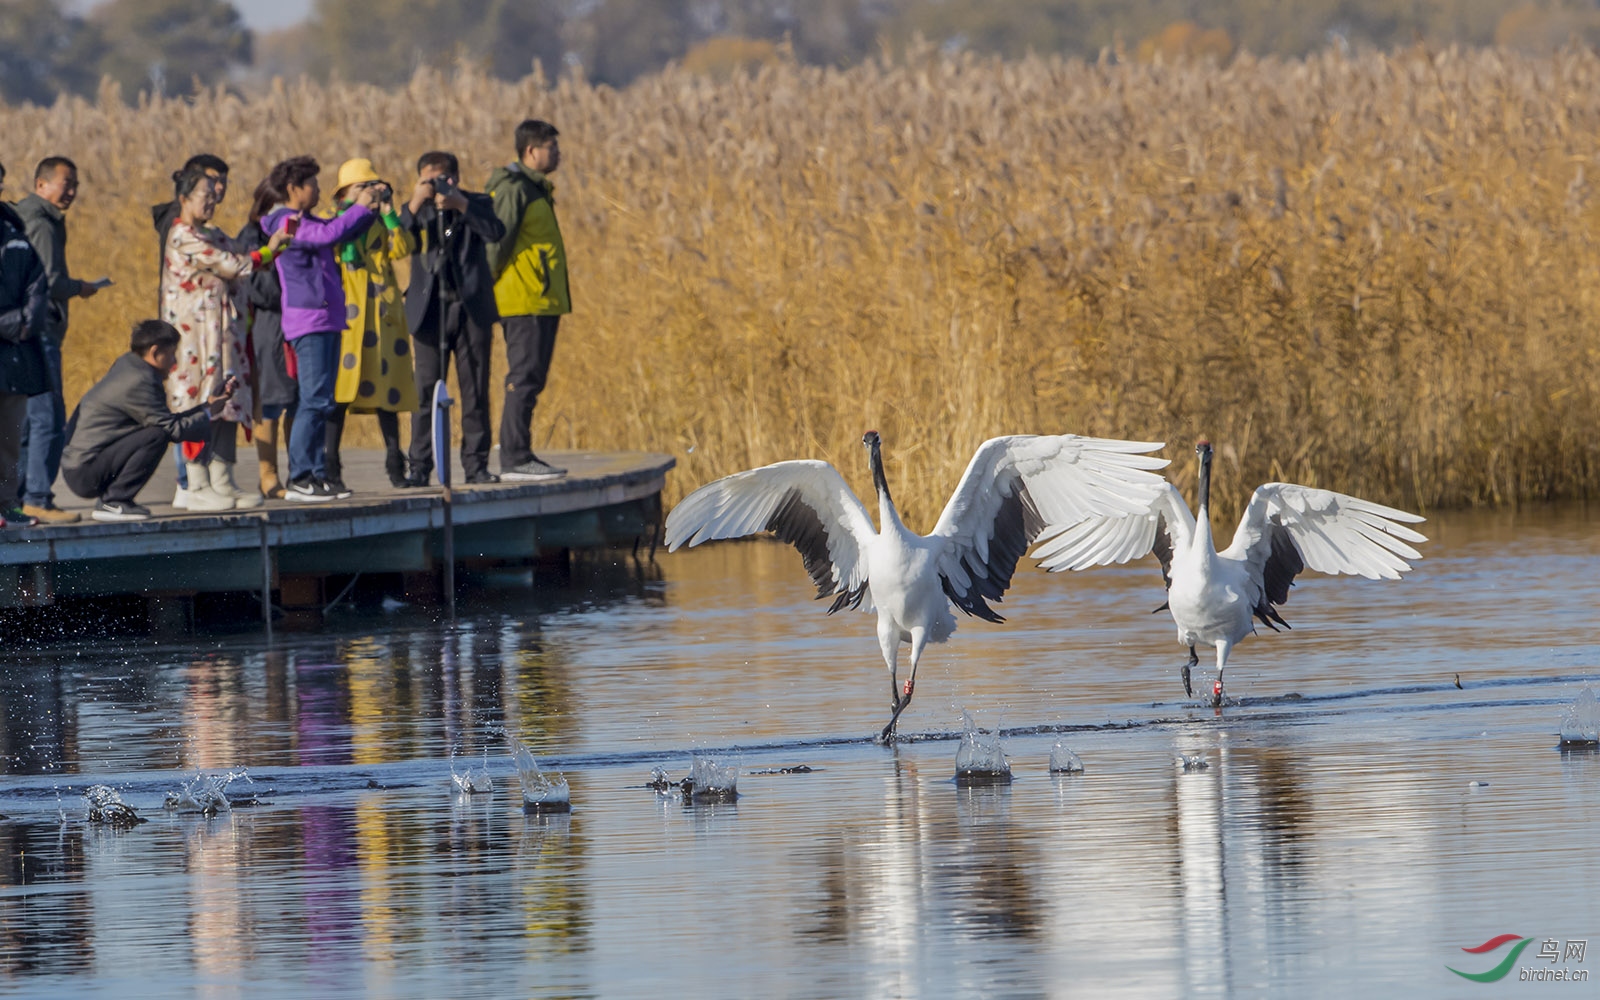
[430,175,459,201]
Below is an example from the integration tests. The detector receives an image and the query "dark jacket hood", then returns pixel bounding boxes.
[151,200,180,232]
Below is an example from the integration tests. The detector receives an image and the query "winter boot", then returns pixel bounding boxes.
[210,458,264,508]
[183,461,236,512]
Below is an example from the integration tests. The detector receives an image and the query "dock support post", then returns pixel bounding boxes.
[259,516,273,641]
[442,488,455,619]
[433,380,456,620]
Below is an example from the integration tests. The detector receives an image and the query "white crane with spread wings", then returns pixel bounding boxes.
[665,431,1170,739]
[1031,439,1427,705]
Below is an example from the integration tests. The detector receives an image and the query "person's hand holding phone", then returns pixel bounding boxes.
[206,375,239,416]
[268,217,297,253]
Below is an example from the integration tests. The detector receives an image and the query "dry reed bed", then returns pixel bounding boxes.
[3,48,1598,525]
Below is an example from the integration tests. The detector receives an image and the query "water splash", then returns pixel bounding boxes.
[1176,753,1210,772]
[510,736,570,813]
[83,785,145,828]
[1559,687,1599,746]
[955,711,1012,786]
[1049,740,1085,774]
[164,770,249,816]
[687,756,739,802]
[450,748,494,795]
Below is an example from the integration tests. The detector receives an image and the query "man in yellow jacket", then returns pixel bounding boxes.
[488,119,570,481]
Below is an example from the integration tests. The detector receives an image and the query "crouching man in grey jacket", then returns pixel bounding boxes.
[61,320,237,521]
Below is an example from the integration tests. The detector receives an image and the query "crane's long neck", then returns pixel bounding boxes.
[1194,447,1216,554]
[869,441,903,532]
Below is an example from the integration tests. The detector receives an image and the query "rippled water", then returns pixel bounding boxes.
[2,504,1598,997]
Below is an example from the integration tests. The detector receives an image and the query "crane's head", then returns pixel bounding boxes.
[862,430,881,450]
[1195,438,1213,457]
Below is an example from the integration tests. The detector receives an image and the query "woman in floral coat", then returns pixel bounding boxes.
[325,158,418,488]
[161,164,288,510]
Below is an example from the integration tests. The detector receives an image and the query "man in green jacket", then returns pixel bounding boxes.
[487,119,570,482]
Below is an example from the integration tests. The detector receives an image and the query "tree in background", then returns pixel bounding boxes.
[0,0,108,105]
[306,0,564,86]
[91,0,252,98]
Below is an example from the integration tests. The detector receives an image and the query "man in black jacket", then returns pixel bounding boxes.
[15,156,110,524]
[0,174,50,529]
[61,320,234,522]
[399,150,506,486]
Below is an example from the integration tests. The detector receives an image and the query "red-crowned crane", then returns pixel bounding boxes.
[1031,439,1427,706]
[665,431,1170,739]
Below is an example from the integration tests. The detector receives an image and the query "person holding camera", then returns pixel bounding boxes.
[260,156,381,502]
[324,158,416,489]
[162,163,291,512]
[399,150,506,486]
[61,321,241,522]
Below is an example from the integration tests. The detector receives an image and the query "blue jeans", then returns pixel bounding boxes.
[16,335,65,508]
[287,330,339,483]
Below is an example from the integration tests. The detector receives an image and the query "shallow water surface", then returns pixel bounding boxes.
[1,504,1598,997]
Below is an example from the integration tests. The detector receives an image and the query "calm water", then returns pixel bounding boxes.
[1,504,1597,998]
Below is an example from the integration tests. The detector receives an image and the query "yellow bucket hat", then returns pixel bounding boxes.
[335,157,383,192]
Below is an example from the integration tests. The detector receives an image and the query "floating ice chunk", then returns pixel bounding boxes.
[1049,741,1085,774]
[511,736,571,813]
[1559,687,1600,746]
[84,785,145,828]
[1175,753,1209,772]
[687,756,739,802]
[955,711,1012,786]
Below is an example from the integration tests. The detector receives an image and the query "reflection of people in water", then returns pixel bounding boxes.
[0,666,77,774]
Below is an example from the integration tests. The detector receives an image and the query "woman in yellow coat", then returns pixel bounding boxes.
[324,159,418,489]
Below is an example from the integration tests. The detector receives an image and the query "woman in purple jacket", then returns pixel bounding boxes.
[260,157,380,501]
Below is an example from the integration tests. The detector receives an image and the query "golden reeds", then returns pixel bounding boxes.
[4,46,1600,525]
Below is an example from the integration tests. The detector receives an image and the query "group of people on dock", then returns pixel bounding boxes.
[0,119,571,524]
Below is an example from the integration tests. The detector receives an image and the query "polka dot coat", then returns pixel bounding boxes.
[335,217,418,413]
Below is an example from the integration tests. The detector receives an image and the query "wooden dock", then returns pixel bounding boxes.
[0,448,674,615]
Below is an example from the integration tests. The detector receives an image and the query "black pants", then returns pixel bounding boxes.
[326,405,401,481]
[408,302,493,480]
[498,315,560,469]
[62,426,168,504]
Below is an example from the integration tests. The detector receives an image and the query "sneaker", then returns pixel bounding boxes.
[172,486,190,510]
[323,477,353,499]
[92,500,152,522]
[23,503,81,524]
[1,507,38,527]
[285,477,336,503]
[399,473,430,488]
[464,470,501,485]
[500,457,567,482]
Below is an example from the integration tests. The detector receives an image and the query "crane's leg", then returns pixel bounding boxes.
[881,626,927,743]
[1211,640,1232,708]
[877,619,902,741]
[1182,646,1198,698]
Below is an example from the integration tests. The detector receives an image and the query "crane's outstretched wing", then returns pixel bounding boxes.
[1030,482,1196,589]
[929,435,1169,622]
[664,460,879,612]
[1222,483,1426,629]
